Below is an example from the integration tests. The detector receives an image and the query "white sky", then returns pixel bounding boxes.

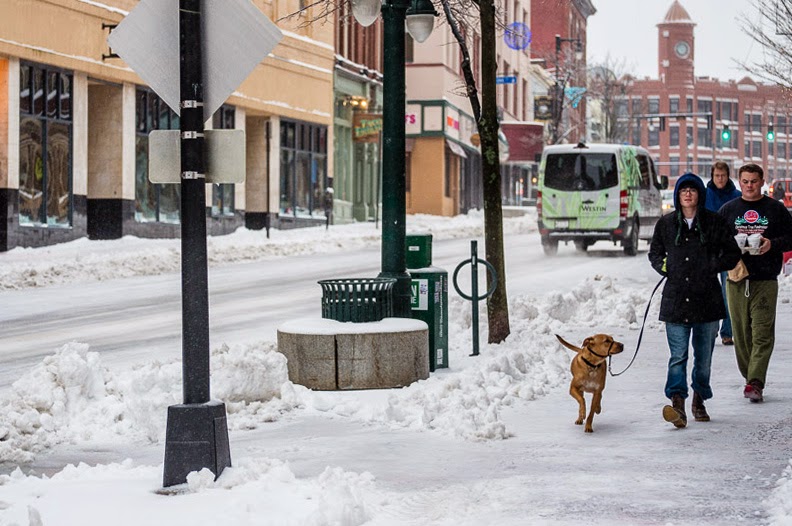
[1,214,792,524]
[587,0,766,81]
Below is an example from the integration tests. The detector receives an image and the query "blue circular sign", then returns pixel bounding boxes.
[504,22,531,51]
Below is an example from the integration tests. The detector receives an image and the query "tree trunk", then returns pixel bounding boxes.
[478,0,510,343]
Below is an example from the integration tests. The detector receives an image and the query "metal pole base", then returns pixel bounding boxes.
[380,271,413,318]
[163,402,231,487]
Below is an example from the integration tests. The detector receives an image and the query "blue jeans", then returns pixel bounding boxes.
[719,271,732,339]
[665,321,719,400]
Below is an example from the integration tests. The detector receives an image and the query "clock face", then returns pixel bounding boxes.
[674,41,690,58]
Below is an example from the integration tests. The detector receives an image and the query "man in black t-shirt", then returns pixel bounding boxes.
[719,163,792,403]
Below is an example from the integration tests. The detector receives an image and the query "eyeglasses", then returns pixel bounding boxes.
[679,188,697,195]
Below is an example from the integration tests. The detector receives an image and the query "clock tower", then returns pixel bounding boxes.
[658,0,695,88]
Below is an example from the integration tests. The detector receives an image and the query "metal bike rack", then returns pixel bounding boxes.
[452,240,498,357]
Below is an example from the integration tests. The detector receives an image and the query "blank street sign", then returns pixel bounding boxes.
[148,130,246,184]
[108,0,283,121]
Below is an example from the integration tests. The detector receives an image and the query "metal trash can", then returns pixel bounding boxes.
[406,234,449,371]
[318,278,396,322]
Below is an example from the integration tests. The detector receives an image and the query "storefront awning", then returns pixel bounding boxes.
[447,140,468,159]
[500,122,545,163]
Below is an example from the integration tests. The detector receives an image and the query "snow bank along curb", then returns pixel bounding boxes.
[0,211,537,291]
[0,275,655,464]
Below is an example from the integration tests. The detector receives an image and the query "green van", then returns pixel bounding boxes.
[537,143,667,256]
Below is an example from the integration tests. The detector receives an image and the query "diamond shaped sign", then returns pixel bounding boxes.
[108,0,282,121]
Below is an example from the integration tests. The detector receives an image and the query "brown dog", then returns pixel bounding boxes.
[556,334,624,433]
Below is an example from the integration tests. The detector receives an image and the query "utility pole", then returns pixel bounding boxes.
[162,0,231,487]
[107,0,282,489]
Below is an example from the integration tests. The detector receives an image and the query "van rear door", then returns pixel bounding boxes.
[635,153,663,237]
[542,152,621,230]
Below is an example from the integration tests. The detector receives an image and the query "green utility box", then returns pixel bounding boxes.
[406,234,448,372]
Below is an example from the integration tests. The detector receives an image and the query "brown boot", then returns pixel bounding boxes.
[692,392,710,422]
[662,394,687,428]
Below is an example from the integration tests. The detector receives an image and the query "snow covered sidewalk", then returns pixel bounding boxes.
[2,213,792,525]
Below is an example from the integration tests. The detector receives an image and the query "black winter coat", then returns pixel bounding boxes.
[648,209,741,324]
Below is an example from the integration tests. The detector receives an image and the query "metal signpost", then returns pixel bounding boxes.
[108,0,282,487]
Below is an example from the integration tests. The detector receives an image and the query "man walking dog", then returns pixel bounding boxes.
[649,173,741,428]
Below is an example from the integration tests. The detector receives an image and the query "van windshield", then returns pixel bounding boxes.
[544,153,619,191]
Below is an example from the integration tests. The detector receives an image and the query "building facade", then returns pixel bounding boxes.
[333,4,383,224]
[405,0,546,216]
[1,0,335,252]
[626,1,791,184]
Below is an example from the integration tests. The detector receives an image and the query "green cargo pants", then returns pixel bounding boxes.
[726,279,779,385]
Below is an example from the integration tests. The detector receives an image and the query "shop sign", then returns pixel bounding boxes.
[406,104,422,134]
[459,114,476,148]
[353,113,383,142]
[445,107,460,141]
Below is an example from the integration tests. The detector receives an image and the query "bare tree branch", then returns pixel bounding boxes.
[740,0,792,91]
[440,0,481,121]
[277,0,344,28]
[587,55,635,143]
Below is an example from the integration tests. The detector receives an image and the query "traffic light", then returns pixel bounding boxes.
[721,125,731,142]
[767,123,775,142]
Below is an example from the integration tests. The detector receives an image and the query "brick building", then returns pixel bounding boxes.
[531,0,596,144]
[627,0,791,184]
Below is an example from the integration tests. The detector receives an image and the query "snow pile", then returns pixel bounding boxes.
[301,275,647,440]
[0,458,380,526]
[766,460,792,525]
[0,342,297,464]
[0,210,537,291]
[0,273,644,462]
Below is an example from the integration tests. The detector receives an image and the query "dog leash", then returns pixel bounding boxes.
[608,276,666,377]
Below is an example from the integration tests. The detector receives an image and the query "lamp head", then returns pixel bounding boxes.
[351,0,381,27]
[406,0,438,43]
[574,40,584,61]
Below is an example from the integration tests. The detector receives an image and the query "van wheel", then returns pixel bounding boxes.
[542,238,558,256]
[623,218,640,256]
[574,240,589,252]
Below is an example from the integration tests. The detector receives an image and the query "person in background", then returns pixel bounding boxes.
[773,180,786,202]
[718,164,792,403]
[706,161,742,346]
[649,173,741,428]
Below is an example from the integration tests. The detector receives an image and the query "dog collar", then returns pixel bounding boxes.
[582,356,602,369]
[587,341,615,359]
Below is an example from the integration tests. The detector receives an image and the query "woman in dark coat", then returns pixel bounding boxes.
[648,173,741,428]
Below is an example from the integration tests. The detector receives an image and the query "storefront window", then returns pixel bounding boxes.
[211,105,235,216]
[135,89,180,223]
[19,63,72,227]
[280,120,328,217]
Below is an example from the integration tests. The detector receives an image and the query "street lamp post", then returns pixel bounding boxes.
[351,0,437,317]
[552,34,583,144]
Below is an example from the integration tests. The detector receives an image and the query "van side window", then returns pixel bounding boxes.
[636,155,652,189]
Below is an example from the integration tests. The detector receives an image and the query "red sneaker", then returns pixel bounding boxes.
[744,382,764,403]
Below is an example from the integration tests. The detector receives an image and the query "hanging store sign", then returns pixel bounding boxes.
[534,96,552,121]
[353,113,383,142]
